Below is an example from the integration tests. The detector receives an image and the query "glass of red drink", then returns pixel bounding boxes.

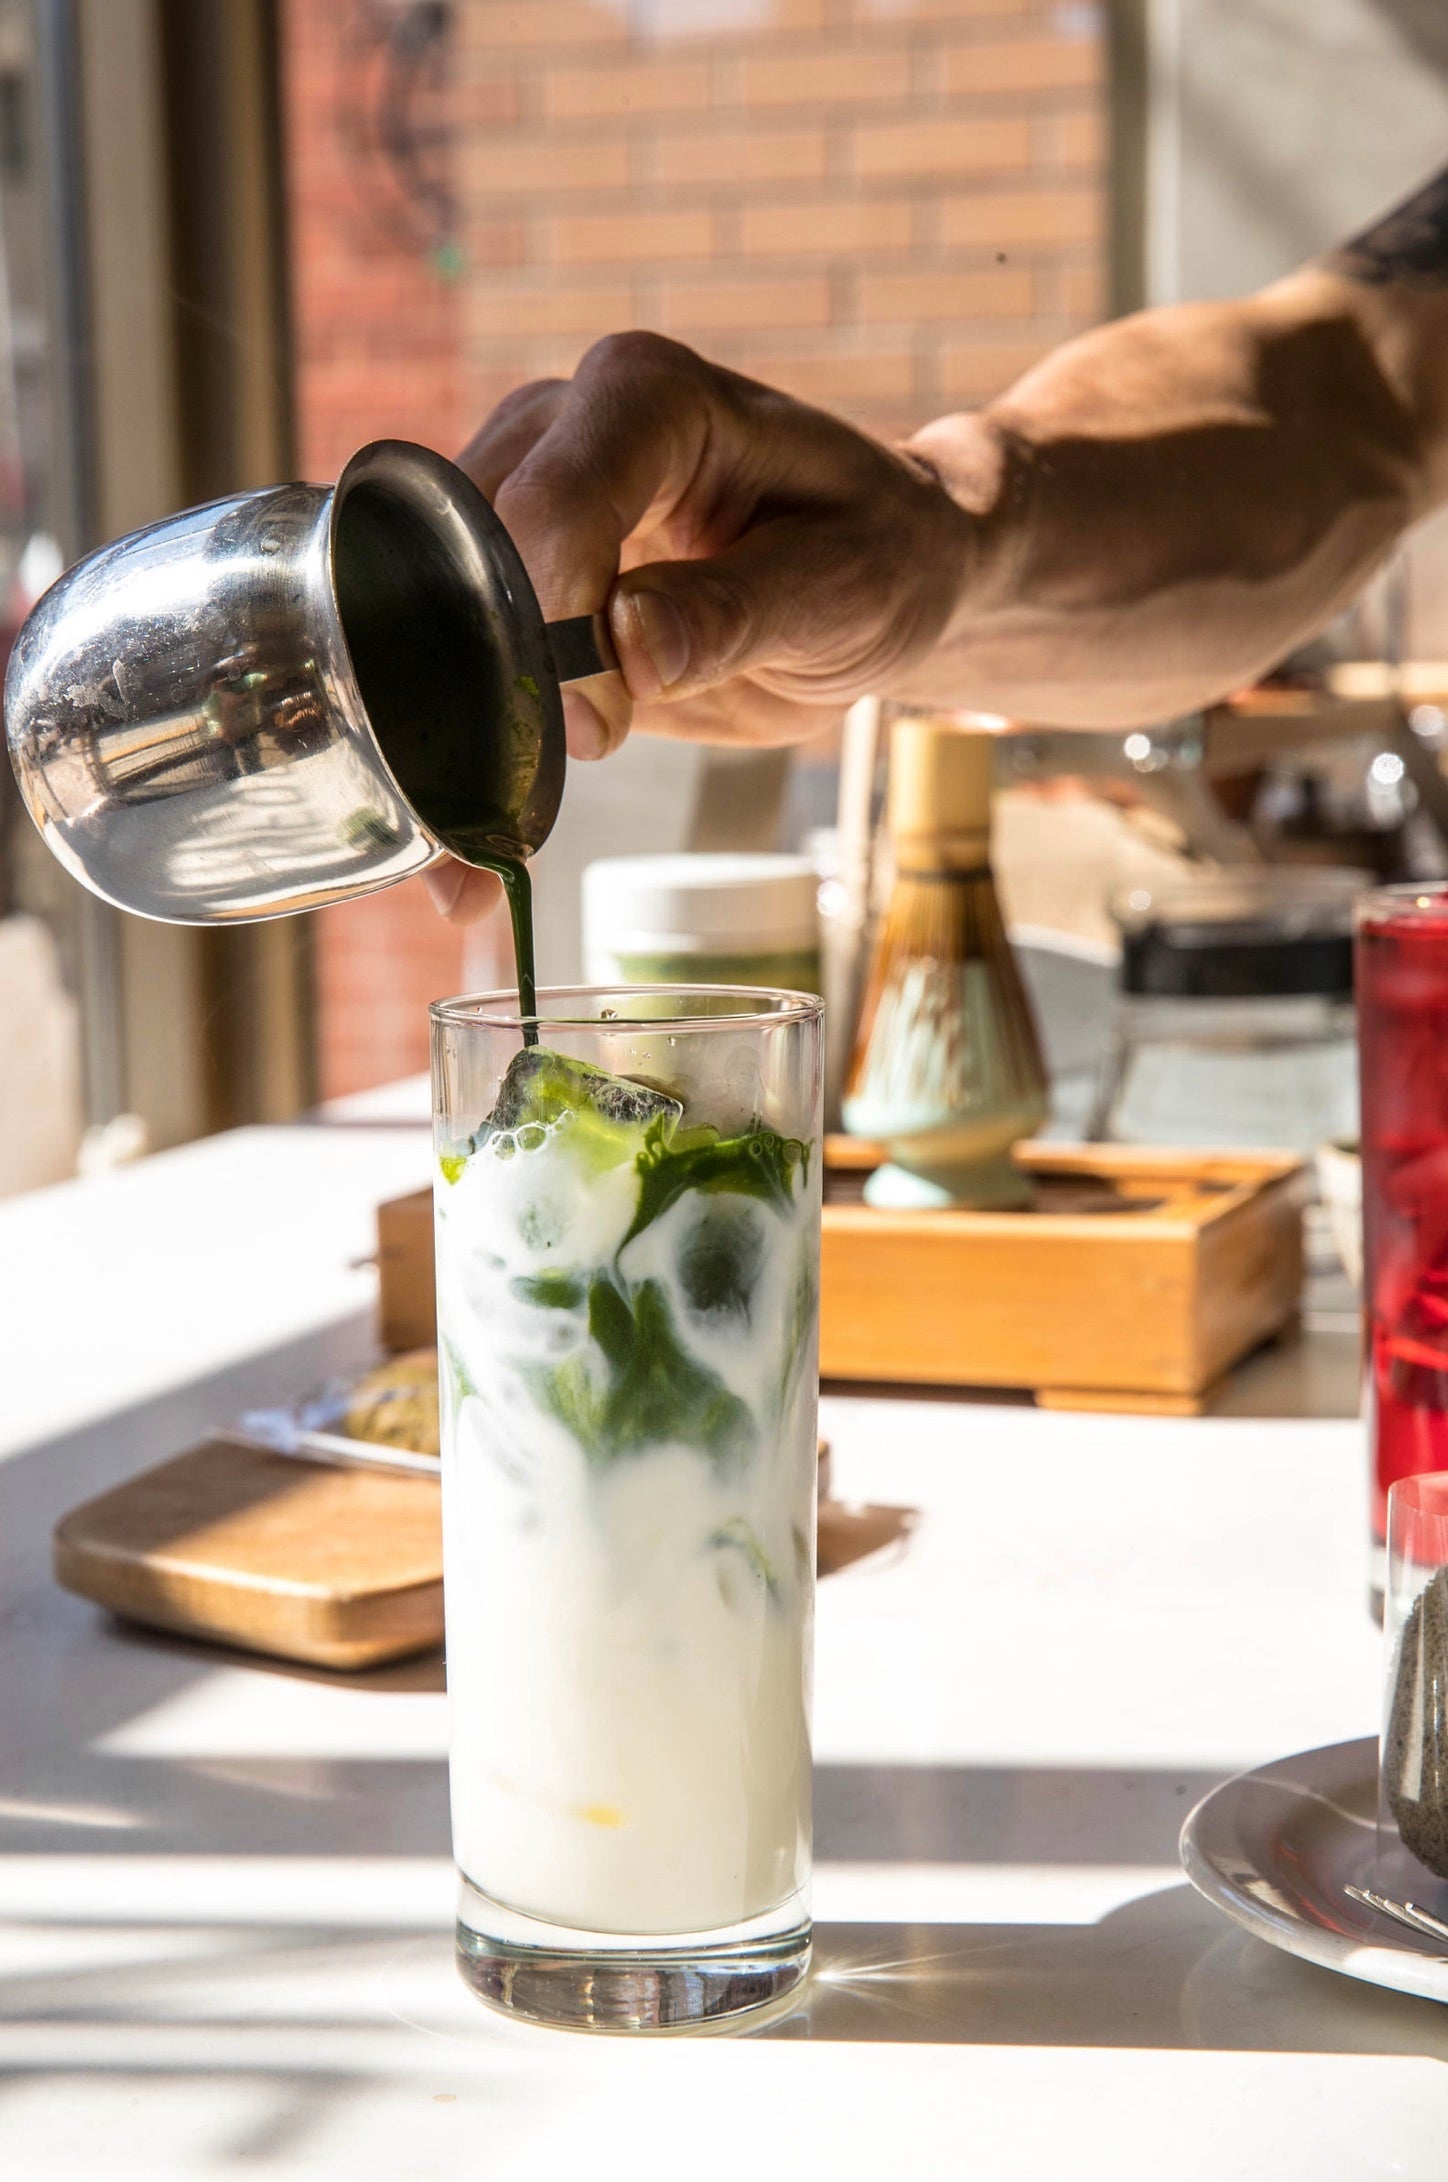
[1358,886,1448,1578]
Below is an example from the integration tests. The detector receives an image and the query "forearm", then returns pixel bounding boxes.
[444,158,1448,830]
[901,269,1434,728]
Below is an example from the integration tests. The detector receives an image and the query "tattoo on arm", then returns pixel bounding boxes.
[1329,162,1448,289]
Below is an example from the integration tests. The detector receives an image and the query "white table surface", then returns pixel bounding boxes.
[2,1115,1444,2181]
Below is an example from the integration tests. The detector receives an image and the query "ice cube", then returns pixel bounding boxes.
[666,1038,765,1139]
[488,1047,682,1172]
[677,1200,765,1325]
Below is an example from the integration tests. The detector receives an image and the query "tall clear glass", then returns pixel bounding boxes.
[1357,887,1448,1591]
[430,986,823,2032]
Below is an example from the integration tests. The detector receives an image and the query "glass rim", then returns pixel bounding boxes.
[429,982,825,1034]
[1357,881,1448,926]
[1387,1470,1448,1518]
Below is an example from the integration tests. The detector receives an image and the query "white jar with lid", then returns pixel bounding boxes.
[582,853,822,993]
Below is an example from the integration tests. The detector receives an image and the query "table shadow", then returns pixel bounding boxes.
[762,1889,1448,2056]
[3,1891,1442,2072]
[1,1754,1229,1866]
[815,1760,1224,1866]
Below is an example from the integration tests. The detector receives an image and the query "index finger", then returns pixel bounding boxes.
[490,332,726,623]
[456,378,569,503]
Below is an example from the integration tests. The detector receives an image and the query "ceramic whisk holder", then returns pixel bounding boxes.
[843,716,1048,1209]
[4,439,611,925]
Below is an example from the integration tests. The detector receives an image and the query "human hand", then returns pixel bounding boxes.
[426,333,972,925]
[460,331,972,756]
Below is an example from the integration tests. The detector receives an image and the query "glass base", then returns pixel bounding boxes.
[454,1876,811,2033]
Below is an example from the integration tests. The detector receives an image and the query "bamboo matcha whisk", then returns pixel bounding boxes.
[842,716,1048,1209]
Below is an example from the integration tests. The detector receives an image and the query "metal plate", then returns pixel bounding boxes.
[1181,1736,1448,2005]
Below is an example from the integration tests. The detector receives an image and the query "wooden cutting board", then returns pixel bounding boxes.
[54,1437,848,1670]
[53,1437,443,1670]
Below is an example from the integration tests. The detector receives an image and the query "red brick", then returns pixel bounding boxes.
[655,275,833,334]
[542,59,714,122]
[938,338,1053,403]
[759,0,837,23]
[851,0,1031,15]
[459,137,632,197]
[941,37,1102,97]
[460,1,628,50]
[855,265,1035,321]
[939,188,1102,250]
[1037,106,1108,169]
[1061,261,1105,321]
[736,346,918,408]
[546,207,715,265]
[737,49,913,108]
[852,116,1034,181]
[469,220,529,269]
[501,337,612,382]
[467,282,635,340]
[459,364,537,418]
[739,199,914,257]
[313,884,465,1098]
[454,72,527,126]
[304,321,451,364]
[652,128,829,189]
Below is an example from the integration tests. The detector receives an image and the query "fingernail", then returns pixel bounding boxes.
[425,860,465,916]
[628,589,690,691]
[562,689,609,760]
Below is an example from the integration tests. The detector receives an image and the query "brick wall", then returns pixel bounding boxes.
[280,0,471,1099]
[281,0,1107,1098]
[457,0,1107,437]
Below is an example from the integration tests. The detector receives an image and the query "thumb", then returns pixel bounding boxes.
[609,525,817,702]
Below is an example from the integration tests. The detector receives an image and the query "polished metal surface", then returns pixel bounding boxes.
[4,440,579,924]
[1344,1883,1448,1948]
[229,1424,442,1481]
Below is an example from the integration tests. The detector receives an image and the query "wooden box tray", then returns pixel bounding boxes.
[380,1141,1305,1415]
[819,1141,1304,1412]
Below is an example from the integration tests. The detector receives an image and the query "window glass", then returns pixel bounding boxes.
[281,0,1106,1099]
[0,0,86,1196]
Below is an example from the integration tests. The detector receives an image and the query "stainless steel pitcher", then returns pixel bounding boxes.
[3,439,613,923]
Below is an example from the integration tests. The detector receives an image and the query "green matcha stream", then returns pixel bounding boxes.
[496,858,538,1045]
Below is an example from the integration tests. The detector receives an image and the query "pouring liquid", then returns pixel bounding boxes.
[436,834,538,1045]
[496,859,539,1047]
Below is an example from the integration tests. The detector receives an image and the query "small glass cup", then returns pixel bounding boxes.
[1357,886,1448,1593]
[1380,1472,1448,1901]
[1100,870,1359,1151]
[430,985,823,2032]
